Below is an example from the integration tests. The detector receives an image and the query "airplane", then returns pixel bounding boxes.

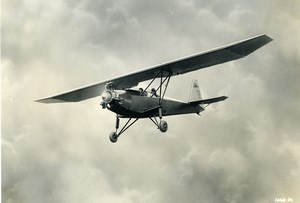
[36,34,273,143]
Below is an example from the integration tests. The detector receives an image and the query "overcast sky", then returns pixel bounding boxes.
[2,0,300,202]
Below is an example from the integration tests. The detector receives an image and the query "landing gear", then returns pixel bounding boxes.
[149,117,168,133]
[159,120,168,133]
[147,71,171,134]
[109,115,139,143]
[109,132,118,143]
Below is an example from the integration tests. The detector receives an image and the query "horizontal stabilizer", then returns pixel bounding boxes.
[189,96,228,105]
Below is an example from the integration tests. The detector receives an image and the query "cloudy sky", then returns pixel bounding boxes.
[2,0,300,202]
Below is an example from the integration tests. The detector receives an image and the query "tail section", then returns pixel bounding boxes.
[188,79,228,109]
[188,79,202,102]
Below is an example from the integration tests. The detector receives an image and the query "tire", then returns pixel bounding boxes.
[159,120,168,133]
[109,132,118,143]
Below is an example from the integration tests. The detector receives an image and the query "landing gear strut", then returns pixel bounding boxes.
[109,115,139,143]
[149,117,168,133]
[156,71,170,133]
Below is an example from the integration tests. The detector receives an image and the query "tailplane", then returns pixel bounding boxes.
[188,96,228,105]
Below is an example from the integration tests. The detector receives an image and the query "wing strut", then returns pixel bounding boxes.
[140,70,162,95]
[147,70,172,132]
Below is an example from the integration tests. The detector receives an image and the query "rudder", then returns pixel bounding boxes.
[188,79,202,102]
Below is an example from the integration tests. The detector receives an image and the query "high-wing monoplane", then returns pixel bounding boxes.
[36,34,273,142]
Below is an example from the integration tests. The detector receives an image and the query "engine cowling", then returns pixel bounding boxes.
[101,90,117,103]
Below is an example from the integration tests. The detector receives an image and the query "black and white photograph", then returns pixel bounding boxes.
[2,0,300,202]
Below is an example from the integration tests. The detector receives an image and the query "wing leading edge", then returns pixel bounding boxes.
[36,34,272,103]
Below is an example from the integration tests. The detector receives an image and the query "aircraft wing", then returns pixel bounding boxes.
[36,34,272,103]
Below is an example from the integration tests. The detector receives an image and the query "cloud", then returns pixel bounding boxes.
[2,0,300,202]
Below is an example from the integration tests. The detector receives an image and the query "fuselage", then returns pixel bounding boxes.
[105,90,204,118]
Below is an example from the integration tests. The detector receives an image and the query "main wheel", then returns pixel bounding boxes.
[159,120,168,133]
[109,132,118,143]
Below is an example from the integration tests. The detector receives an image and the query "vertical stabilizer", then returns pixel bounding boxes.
[188,79,202,102]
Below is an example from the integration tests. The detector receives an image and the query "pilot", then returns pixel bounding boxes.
[151,88,158,97]
[139,88,144,95]
[138,88,148,96]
